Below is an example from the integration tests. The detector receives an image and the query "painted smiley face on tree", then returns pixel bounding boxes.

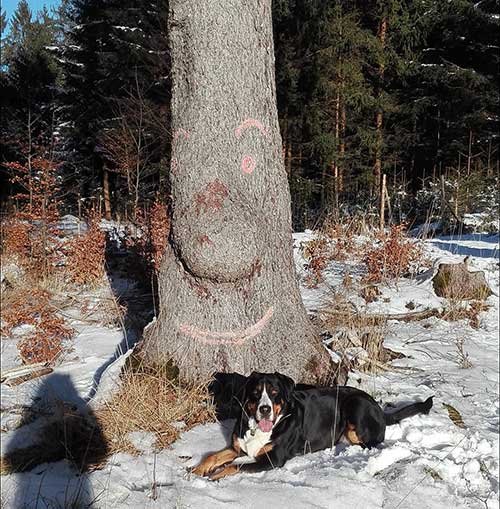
[235,118,269,175]
[174,118,273,346]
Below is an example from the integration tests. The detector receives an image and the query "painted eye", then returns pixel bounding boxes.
[241,155,256,174]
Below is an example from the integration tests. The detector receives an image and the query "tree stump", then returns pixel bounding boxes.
[432,259,492,300]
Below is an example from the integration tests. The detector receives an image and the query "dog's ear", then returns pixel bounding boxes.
[275,372,295,401]
[243,371,259,397]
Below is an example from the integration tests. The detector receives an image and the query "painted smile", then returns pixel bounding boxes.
[179,306,274,345]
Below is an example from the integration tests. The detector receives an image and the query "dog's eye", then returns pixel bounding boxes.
[270,389,278,396]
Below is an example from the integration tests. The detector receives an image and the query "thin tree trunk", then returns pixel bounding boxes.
[331,90,340,205]
[465,130,472,212]
[379,173,386,231]
[487,139,492,177]
[141,0,330,383]
[339,99,346,192]
[374,17,387,194]
[27,109,33,215]
[103,168,112,221]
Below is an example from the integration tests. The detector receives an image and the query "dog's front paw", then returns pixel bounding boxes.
[208,464,239,481]
[191,462,213,477]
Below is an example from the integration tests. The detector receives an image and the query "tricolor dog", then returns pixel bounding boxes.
[191,371,433,480]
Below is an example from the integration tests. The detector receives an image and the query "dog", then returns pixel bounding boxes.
[191,371,433,480]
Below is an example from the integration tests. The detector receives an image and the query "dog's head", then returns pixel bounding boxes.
[243,371,295,432]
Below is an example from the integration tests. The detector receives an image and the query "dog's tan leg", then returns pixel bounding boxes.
[191,448,238,477]
[345,423,363,445]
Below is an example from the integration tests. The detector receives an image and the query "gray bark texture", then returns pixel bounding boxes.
[141,0,331,383]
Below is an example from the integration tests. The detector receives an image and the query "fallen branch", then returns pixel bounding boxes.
[1,363,52,385]
[5,368,54,387]
[320,308,440,323]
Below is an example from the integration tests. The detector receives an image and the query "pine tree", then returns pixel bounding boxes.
[59,0,170,216]
[1,2,61,207]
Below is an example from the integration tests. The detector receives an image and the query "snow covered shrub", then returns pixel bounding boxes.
[363,225,422,283]
[64,210,106,286]
[414,175,499,233]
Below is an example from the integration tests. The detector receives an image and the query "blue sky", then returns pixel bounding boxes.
[2,0,61,23]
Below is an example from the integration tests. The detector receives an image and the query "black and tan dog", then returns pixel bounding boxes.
[191,371,433,480]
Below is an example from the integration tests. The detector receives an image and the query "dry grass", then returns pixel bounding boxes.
[317,294,402,374]
[95,363,216,452]
[441,300,490,329]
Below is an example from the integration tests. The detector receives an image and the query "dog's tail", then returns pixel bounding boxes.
[384,396,433,426]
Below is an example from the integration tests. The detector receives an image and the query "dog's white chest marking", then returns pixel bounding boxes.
[237,427,272,458]
[236,415,282,459]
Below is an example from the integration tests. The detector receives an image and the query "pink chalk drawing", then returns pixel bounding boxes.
[173,128,190,142]
[179,306,274,345]
[241,155,256,174]
[235,118,268,139]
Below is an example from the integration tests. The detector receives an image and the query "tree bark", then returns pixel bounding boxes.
[141,0,330,383]
[103,168,112,221]
[339,97,346,192]
[374,17,387,194]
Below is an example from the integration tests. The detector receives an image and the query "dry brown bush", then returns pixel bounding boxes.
[302,238,330,287]
[321,219,358,261]
[64,210,106,286]
[1,220,33,261]
[1,286,74,364]
[441,300,490,329]
[148,200,170,272]
[363,225,422,283]
[123,200,170,277]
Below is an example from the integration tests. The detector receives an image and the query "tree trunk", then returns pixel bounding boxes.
[103,168,112,221]
[374,17,387,195]
[339,98,346,192]
[141,0,330,383]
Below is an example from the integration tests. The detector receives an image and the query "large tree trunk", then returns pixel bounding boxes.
[141,0,331,383]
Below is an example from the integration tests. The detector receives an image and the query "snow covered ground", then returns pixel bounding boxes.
[1,231,499,508]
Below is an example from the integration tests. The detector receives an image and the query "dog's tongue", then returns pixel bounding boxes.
[258,419,273,432]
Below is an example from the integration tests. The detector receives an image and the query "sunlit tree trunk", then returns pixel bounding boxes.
[141,0,331,383]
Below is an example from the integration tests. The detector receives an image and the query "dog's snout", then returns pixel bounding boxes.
[259,405,271,415]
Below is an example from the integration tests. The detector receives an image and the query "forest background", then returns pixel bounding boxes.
[1,0,498,231]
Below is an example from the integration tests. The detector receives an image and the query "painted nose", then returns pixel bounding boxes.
[259,405,271,416]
